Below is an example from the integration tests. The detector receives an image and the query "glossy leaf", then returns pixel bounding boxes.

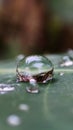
[0,54,73,130]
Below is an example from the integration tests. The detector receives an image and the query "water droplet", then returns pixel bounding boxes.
[26,78,39,94]
[61,61,73,67]
[63,56,70,61]
[7,115,21,126]
[16,54,25,61]
[0,84,15,94]
[16,55,54,83]
[60,72,64,76]
[60,56,73,67]
[19,104,29,111]
[67,49,73,59]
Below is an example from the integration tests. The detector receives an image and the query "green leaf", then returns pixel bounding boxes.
[0,54,73,130]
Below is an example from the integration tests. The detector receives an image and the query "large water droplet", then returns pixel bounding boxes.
[7,115,21,126]
[16,55,54,83]
[0,84,15,94]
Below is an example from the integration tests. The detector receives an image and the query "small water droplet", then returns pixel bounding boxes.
[7,115,21,126]
[63,56,70,61]
[0,84,15,94]
[26,78,39,94]
[16,54,25,61]
[67,49,73,59]
[60,61,73,67]
[60,56,73,67]
[16,55,54,83]
[60,72,64,76]
[19,104,29,111]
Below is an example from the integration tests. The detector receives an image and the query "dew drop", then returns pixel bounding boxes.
[26,78,39,94]
[0,84,15,94]
[19,104,29,111]
[16,54,25,61]
[60,72,64,76]
[16,55,54,83]
[60,56,73,67]
[63,56,70,61]
[7,115,21,126]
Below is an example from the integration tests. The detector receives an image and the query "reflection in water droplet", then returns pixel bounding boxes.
[60,72,64,76]
[7,115,21,126]
[60,56,73,67]
[0,84,15,94]
[19,104,29,111]
[16,55,54,83]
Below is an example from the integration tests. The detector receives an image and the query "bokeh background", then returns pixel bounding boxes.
[0,0,73,59]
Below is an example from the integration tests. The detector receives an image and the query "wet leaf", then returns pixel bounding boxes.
[0,54,73,130]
